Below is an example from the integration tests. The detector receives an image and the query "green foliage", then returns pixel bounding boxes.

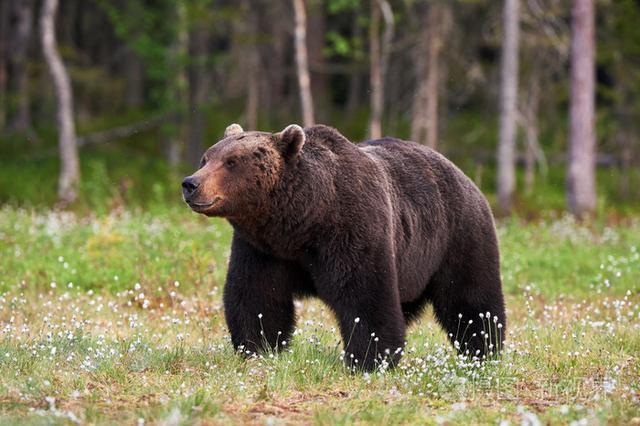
[327,0,361,14]
[324,0,366,60]
[325,31,352,56]
[97,0,179,110]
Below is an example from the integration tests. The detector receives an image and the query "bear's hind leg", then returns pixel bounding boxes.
[430,263,506,359]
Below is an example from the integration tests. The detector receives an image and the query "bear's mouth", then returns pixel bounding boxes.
[187,196,221,211]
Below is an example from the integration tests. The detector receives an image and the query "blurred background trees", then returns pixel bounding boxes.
[0,0,638,217]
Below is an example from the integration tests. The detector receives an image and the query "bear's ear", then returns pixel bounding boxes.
[224,123,244,138]
[277,124,305,160]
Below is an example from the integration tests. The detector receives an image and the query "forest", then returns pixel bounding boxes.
[0,0,639,424]
[0,0,638,215]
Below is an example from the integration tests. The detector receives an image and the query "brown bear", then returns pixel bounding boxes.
[182,123,506,371]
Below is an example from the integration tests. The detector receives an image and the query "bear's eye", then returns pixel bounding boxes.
[199,158,207,168]
[225,158,236,169]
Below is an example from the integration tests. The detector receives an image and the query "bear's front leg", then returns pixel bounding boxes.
[315,249,406,371]
[223,234,299,355]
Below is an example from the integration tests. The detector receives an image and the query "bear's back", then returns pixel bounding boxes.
[355,137,494,300]
[356,137,485,212]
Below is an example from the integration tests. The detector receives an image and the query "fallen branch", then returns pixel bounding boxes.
[26,114,169,160]
[77,114,167,147]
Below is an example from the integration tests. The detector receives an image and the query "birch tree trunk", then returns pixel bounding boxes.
[41,0,80,205]
[369,0,393,139]
[497,0,520,215]
[292,0,314,127]
[567,0,596,218]
[369,1,382,139]
[411,2,446,148]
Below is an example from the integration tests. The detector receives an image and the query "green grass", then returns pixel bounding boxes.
[0,207,639,424]
[0,207,232,293]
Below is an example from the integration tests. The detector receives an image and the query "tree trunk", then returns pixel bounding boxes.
[567,0,596,218]
[411,2,446,148]
[369,0,381,139]
[346,20,363,117]
[261,1,288,121]
[187,22,211,167]
[424,4,442,149]
[243,1,259,130]
[523,69,539,194]
[41,0,80,205]
[245,49,260,130]
[307,0,327,120]
[617,129,632,200]
[7,0,34,133]
[123,47,143,108]
[497,0,520,215]
[166,1,188,167]
[0,0,8,129]
[292,0,314,127]
[369,0,393,139]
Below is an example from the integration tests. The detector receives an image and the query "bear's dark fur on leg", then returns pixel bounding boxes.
[184,123,507,371]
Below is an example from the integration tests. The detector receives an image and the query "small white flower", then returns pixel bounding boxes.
[354,317,360,323]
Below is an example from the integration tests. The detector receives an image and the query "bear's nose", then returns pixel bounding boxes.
[182,176,200,197]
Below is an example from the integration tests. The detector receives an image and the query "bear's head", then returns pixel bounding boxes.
[182,123,306,218]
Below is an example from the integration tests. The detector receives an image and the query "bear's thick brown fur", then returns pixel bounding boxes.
[182,123,506,371]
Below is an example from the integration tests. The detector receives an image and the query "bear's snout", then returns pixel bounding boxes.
[181,176,200,200]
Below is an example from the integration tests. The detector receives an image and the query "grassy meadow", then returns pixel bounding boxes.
[0,206,638,425]
[1,115,639,424]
